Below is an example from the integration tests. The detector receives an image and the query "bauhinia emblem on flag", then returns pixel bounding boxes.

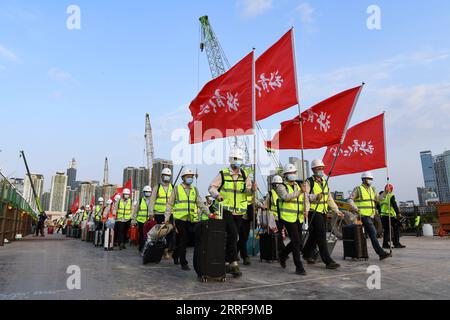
[265,85,363,150]
[188,52,254,144]
[255,29,298,121]
[323,113,387,177]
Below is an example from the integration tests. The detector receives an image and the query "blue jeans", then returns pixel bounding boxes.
[361,216,385,256]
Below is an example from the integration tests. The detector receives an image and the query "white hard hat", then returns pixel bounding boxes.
[229,148,245,162]
[272,175,283,184]
[361,171,374,180]
[123,188,131,195]
[161,168,172,176]
[114,194,121,201]
[98,197,104,203]
[283,164,297,175]
[106,199,113,205]
[181,168,195,177]
[311,159,325,170]
[143,185,152,193]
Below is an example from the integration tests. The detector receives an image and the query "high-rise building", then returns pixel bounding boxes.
[65,187,78,212]
[49,172,68,212]
[67,158,77,190]
[420,151,437,191]
[289,157,310,181]
[41,192,51,211]
[151,159,173,188]
[417,187,439,206]
[123,167,150,198]
[23,174,45,211]
[9,178,24,194]
[99,184,118,202]
[434,151,450,203]
[79,181,98,207]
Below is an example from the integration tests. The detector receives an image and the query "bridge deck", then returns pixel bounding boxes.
[0,234,449,300]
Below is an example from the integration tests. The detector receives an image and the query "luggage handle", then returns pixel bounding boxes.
[327,217,344,242]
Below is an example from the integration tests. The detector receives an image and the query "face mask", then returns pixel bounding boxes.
[231,161,243,170]
[124,195,130,200]
[287,174,297,182]
[144,192,151,198]
[365,180,373,186]
[185,178,194,185]
[162,175,171,183]
[315,171,325,178]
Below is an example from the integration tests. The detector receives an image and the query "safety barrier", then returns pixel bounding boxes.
[0,171,38,246]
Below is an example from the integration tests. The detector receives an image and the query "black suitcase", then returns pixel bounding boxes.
[343,224,368,260]
[143,240,166,264]
[259,232,281,262]
[193,219,226,282]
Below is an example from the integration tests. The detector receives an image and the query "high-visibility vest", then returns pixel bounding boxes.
[354,185,377,217]
[219,168,248,215]
[279,183,305,223]
[94,205,103,222]
[154,184,173,214]
[309,178,329,214]
[270,189,279,219]
[117,199,132,221]
[380,193,396,217]
[136,198,151,223]
[173,184,199,222]
[415,216,421,227]
[83,211,89,221]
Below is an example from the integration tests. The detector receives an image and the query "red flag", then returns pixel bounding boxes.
[90,196,95,210]
[255,29,298,121]
[323,113,387,177]
[188,52,254,144]
[266,85,362,150]
[110,188,122,202]
[70,196,80,214]
[123,178,132,195]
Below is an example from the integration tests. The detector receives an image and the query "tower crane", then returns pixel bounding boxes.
[199,15,250,164]
[145,113,155,187]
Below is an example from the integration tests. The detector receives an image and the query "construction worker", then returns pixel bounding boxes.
[302,160,343,269]
[415,214,423,237]
[208,149,256,277]
[56,216,66,234]
[94,197,105,231]
[164,168,210,271]
[273,164,309,275]
[114,188,134,250]
[348,171,392,260]
[149,168,174,224]
[380,184,405,249]
[264,175,286,253]
[131,186,153,252]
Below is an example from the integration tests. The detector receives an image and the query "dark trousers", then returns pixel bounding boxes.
[416,226,423,237]
[237,218,251,259]
[223,211,243,263]
[381,216,401,246]
[302,212,333,265]
[173,219,194,266]
[281,220,304,269]
[116,220,131,246]
[276,220,286,252]
[35,223,44,236]
[56,226,63,234]
[138,222,145,252]
[361,216,385,256]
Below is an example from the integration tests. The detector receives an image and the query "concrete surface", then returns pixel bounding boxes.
[0,233,449,300]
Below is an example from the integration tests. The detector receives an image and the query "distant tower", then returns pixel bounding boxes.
[103,157,109,185]
[67,158,77,190]
[145,114,155,186]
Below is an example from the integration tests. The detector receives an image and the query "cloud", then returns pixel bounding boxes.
[238,0,273,18]
[0,44,19,62]
[296,3,315,23]
[48,67,74,84]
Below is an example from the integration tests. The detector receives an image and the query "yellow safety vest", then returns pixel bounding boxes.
[354,185,376,217]
[154,184,173,214]
[136,198,151,224]
[83,211,89,221]
[117,199,132,221]
[219,168,248,215]
[380,193,396,217]
[270,189,279,218]
[309,178,329,214]
[173,184,199,222]
[94,205,103,222]
[415,216,421,227]
[280,183,305,223]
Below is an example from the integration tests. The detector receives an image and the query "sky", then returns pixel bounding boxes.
[1,0,450,202]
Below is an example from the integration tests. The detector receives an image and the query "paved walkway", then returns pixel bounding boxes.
[0,233,449,300]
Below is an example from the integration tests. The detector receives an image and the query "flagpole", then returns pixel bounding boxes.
[291,27,306,181]
[252,49,258,257]
[383,111,393,255]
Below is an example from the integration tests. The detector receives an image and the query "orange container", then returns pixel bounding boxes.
[437,204,450,232]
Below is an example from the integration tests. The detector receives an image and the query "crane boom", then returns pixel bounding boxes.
[145,113,155,186]
[20,150,42,213]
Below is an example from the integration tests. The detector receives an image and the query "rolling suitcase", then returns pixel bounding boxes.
[104,229,114,251]
[259,232,281,262]
[343,224,368,260]
[94,230,103,247]
[47,226,54,235]
[193,219,227,283]
[142,240,166,264]
[81,223,87,241]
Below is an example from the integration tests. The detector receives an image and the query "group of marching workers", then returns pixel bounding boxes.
[58,147,406,277]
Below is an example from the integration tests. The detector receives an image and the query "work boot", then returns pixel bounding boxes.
[379,252,392,261]
[243,257,251,266]
[305,257,316,265]
[279,256,287,269]
[326,261,341,270]
[181,264,190,271]
[382,244,390,249]
[173,257,179,265]
[394,244,406,249]
[295,266,307,276]
[230,265,242,278]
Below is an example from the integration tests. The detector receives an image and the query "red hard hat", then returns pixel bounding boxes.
[385,184,394,193]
